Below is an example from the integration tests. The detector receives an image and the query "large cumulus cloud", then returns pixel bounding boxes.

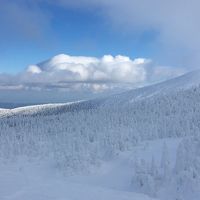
[0,54,184,93]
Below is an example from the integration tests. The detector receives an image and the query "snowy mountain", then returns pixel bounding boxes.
[2,68,200,114]
[102,69,200,103]
[1,70,200,200]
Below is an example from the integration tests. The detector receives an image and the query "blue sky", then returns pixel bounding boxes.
[0,1,158,73]
[0,0,199,104]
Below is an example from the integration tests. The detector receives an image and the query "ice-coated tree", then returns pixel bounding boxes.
[150,156,157,177]
[160,142,170,179]
[132,158,156,197]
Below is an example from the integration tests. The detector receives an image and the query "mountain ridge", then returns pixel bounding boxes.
[1,69,200,115]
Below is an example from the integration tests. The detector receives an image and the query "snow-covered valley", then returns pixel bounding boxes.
[1,70,200,200]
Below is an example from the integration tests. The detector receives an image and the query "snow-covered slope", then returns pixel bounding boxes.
[0,108,9,116]
[0,148,157,200]
[0,108,8,112]
[101,69,200,104]
[1,70,200,200]
[0,102,80,118]
[1,137,198,200]
[2,68,200,116]
[1,69,200,166]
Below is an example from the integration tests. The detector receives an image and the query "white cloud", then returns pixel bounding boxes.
[23,54,148,86]
[0,54,184,93]
[54,0,200,68]
[27,65,42,74]
[1,0,199,69]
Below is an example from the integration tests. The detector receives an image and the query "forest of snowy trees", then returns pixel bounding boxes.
[0,85,200,173]
[131,137,200,200]
[0,74,200,199]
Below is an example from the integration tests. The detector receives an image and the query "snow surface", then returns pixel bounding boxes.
[1,70,200,200]
[0,101,83,118]
[1,139,176,200]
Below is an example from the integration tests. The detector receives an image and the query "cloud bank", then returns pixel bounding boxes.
[0,54,184,94]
